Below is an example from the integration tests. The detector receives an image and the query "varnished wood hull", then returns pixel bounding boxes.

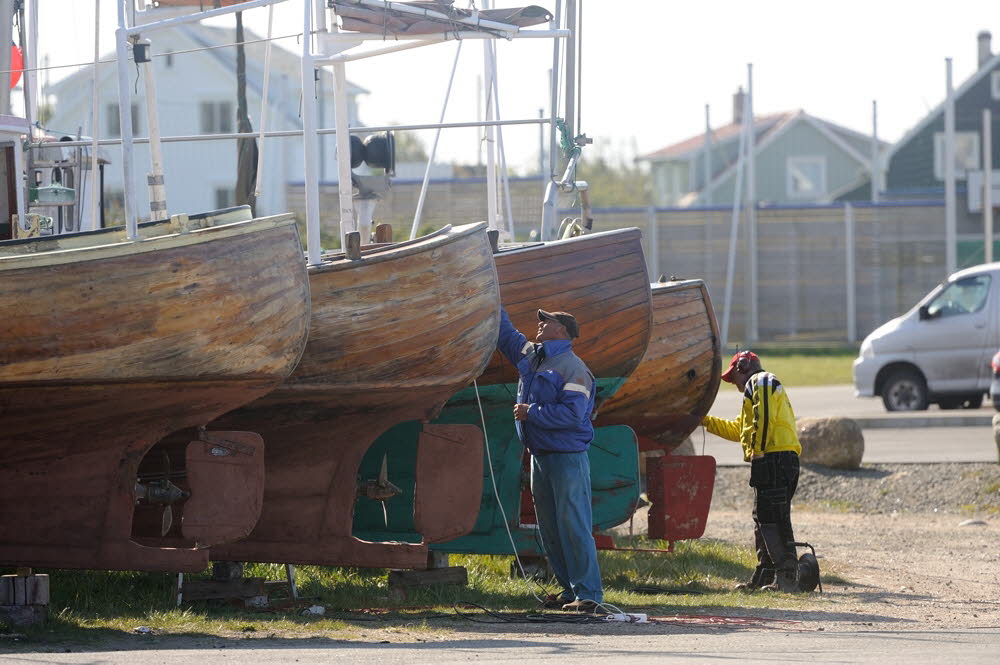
[0,214,311,572]
[596,279,722,452]
[354,228,653,555]
[483,228,653,393]
[201,223,501,569]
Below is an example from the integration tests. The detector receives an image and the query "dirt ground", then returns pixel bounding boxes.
[701,507,1000,631]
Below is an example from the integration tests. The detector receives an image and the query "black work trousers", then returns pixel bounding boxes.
[749,450,800,564]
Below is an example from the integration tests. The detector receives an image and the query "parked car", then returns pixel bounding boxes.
[853,262,998,411]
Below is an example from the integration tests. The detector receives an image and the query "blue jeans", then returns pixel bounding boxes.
[530,451,603,603]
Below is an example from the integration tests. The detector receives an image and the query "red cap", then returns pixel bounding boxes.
[721,350,759,384]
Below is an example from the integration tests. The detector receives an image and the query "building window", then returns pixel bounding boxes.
[106,103,140,138]
[934,132,980,180]
[786,156,827,199]
[200,101,234,134]
[165,51,174,68]
[214,187,235,210]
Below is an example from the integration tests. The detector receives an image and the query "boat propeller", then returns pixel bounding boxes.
[135,452,190,536]
[358,454,401,528]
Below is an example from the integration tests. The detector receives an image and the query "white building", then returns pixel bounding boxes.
[46,12,366,222]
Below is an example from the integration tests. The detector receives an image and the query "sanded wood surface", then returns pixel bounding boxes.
[203,223,501,569]
[597,279,722,452]
[0,214,311,572]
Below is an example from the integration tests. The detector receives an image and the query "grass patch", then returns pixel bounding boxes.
[752,351,857,386]
[815,499,864,513]
[3,537,827,645]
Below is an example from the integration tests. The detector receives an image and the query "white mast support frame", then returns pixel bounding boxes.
[332,60,357,245]
[984,108,993,264]
[338,0,519,37]
[115,0,138,239]
[482,5,499,233]
[0,0,11,115]
[745,63,758,344]
[88,0,101,232]
[871,100,880,203]
[488,39,516,241]
[254,3,275,200]
[39,117,550,149]
[123,0,289,37]
[25,0,39,124]
[301,0,323,264]
[541,1,563,240]
[845,202,856,343]
[944,57,957,275]
[721,92,750,351]
[140,44,168,222]
[563,0,576,137]
[410,40,464,241]
[313,28,567,60]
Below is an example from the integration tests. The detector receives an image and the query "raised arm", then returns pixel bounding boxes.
[496,306,532,367]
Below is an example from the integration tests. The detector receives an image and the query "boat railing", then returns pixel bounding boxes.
[18,1,584,261]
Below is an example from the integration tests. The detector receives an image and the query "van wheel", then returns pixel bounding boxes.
[881,369,928,411]
[993,395,1000,412]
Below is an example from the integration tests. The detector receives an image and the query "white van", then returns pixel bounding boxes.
[853,262,999,411]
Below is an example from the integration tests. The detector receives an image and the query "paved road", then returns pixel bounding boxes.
[702,384,998,466]
[4,629,999,665]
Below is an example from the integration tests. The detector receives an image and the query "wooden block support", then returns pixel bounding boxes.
[388,566,467,590]
[374,223,393,243]
[0,575,49,606]
[179,577,266,602]
[0,574,49,627]
[345,231,362,260]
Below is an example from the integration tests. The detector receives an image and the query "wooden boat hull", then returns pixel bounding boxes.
[200,223,501,569]
[0,214,311,572]
[596,279,722,453]
[353,228,652,555]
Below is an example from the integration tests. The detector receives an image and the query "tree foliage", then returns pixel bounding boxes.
[569,137,650,207]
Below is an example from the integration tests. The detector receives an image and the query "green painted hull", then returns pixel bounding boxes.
[353,379,640,556]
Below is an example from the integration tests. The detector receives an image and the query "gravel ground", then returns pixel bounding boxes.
[700,461,1000,633]
[711,462,1000,516]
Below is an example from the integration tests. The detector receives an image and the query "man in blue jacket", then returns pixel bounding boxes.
[496,306,603,613]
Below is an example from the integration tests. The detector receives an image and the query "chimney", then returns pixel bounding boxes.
[978,30,993,68]
[733,86,745,125]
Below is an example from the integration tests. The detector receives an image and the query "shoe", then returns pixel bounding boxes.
[541,594,572,609]
[760,559,799,593]
[561,598,608,614]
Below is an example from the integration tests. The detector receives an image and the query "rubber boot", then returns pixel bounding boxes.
[758,523,799,592]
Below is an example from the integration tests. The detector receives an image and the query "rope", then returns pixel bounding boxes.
[254,3,276,200]
[472,380,551,603]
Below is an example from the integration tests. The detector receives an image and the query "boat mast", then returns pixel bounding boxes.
[115,0,139,239]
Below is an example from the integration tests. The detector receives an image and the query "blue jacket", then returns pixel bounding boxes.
[496,307,596,454]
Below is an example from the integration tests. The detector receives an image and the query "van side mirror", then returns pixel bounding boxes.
[918,305,933,321]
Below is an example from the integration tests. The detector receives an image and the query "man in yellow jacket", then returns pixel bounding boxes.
[702,350,802,592]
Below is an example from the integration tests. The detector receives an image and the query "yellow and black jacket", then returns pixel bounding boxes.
[702,371,802,462]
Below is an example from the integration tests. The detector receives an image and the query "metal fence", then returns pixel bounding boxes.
[289,179,953,345]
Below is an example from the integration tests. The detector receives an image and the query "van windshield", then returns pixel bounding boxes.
[925,275,991,318]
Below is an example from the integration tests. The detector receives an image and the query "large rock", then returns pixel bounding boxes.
[796,417,864,469]
[992,413,1000,463]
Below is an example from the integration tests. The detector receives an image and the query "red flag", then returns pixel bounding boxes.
[10,43,23,89]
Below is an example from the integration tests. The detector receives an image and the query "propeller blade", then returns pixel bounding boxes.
[161,505,173,537]
[379,454,389,485]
